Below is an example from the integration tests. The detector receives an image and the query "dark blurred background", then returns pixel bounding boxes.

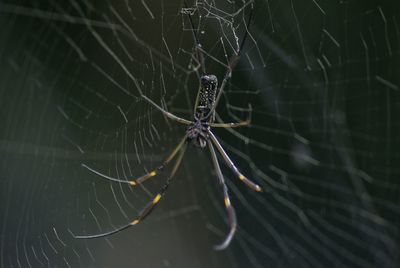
[0,0,399,267]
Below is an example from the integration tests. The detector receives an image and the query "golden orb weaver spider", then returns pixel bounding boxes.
[75,2,262,250]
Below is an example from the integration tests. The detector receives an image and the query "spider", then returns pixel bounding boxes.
[75,4,262,250]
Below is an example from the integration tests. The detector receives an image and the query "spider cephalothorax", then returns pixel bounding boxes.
[186,120,209,148]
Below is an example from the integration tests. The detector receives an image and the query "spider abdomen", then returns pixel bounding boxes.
[195,75,218,121]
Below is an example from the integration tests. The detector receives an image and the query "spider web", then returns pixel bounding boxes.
[0,0,399,267]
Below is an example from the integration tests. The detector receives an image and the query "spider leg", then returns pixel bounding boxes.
[208,141,237,250]
[209,120,250,128]
[81,135,187,186]
[210,104,252,128]
[208,130,262,192]
[74,142,187,239]
[207,8,254,119]
[141,95,191,125]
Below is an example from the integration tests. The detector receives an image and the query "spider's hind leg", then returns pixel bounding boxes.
[75,142,187,239]
[131,135,188,186]
[81,135,188,186]
[208,130,262,192]
[208,141,237,250]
